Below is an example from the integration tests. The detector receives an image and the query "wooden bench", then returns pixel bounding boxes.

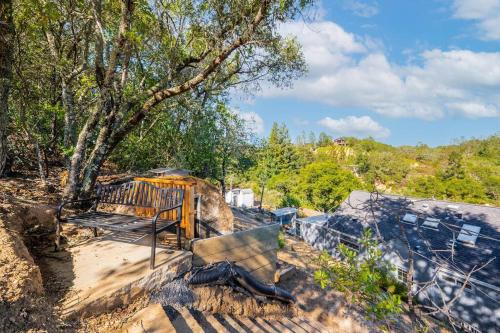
[56,181,184,269]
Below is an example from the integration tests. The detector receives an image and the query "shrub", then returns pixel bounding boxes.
[314,229,404,320]
[277,230,286,249]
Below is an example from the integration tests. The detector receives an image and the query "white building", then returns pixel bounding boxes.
[225,188,254,208]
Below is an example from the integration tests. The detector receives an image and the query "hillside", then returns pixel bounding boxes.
[236,127,499,211]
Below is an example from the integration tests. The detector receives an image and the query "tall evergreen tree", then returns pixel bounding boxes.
[267,122,296,173]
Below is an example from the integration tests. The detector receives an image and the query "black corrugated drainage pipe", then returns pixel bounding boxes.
[187,261,296,303]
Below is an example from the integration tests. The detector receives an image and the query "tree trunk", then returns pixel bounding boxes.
[62,79,76,151]
[259,182,265,211]
[63,0,133,200]
[0,0,14,177]
[64,103,105,199]
[79,117,114,196]
[220,157,227,196]
[220,178,226,197]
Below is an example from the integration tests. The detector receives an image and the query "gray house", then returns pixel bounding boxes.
[295,191,499,333]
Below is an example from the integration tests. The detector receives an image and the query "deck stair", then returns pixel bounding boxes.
[121,303,331,332]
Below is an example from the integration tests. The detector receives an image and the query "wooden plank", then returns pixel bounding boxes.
[280,318,308,333]
[254,318,280,333]
[176,307,204,333]
[134,177,196,239]
[205,314,230,333]
[135,177,197,186]
[191,224,280,257]
[267,319,293,333]
[120,303,176,333]
[186,186,195,239]
[238,317,262,332]
[289,318,318,333]
[221,315,247,333]
[192,238,278,265]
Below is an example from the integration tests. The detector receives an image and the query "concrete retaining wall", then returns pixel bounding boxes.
[191,224,280,283]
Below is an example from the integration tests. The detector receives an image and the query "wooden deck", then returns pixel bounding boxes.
[122,303,331,333]
[66,211,178,233]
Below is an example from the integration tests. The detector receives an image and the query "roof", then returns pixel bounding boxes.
[271,207,298,217]
[148,168,192,176]
[227,188,253,194]
[325,190,500,287]
[297,214,331,225]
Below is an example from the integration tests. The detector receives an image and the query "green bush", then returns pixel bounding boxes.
[314,229,405,320]
[277,230,286,249]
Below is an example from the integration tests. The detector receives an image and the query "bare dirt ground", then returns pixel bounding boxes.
[0,169,150,332]
[1,171,430,332]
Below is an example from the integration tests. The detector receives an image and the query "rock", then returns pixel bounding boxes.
[194,178,234,234]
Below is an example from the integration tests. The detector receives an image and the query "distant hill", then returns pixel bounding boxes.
[238,132,499,211]
[343,135,499,206]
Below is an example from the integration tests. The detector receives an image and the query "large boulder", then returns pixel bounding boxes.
[193,177,233,234]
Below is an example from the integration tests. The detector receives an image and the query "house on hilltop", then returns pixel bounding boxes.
[333,137,347,146]
[296,190,499,333]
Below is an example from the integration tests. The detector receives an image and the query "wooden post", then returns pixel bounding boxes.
[186,185,195,239]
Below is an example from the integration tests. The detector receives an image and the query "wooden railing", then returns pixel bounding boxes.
[134,177,196,239]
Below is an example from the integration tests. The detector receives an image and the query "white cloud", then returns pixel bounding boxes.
[234,111,264,135]
[344,1,379,18]
[261,20,500,120]
[447,102,500,118]
[319,116,390,138]
[452,0,500,40]
[279,20,366,79]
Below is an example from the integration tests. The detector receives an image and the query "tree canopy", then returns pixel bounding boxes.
[235,129,499,211]
[1,0,313,199]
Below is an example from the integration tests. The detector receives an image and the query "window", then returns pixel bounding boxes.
[457,224,481,246]
[397,267,408,282]
[422,217,440,230]
[339,236,359,252]
[402,213,417,224]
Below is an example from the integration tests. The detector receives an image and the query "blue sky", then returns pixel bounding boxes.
[232,0,500,146]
